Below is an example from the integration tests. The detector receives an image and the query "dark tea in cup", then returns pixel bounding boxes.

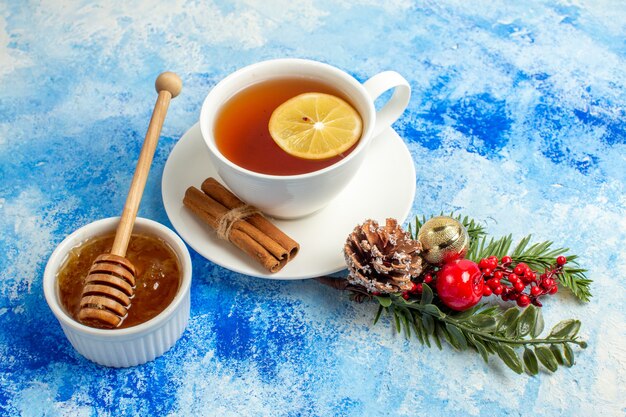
[214,77,360,176]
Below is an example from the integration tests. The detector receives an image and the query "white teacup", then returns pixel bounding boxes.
[200,58,410,219]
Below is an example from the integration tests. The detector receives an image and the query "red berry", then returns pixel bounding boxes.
[542,278,555,289]
[501,256,512,264]
[548,285,558,295]
[556,256,567,266]
[483,286,493,296]
[482,268,493,277]
[493,285,503,295]
[402,292,410,300]
[488,278,501,289]
[530,286,542,297]
[514,281,526,292]
[479,258,491,270]
[436,259,484,311]
[423,274,433,284]
[416,283,423,293]
[493,270,504,280]
[509,274,520,284]
[513,264,525,275]
[409,282,419,293]
[517,295,531,307]
[525,271,536,282]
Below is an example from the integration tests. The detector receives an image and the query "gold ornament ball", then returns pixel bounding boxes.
[417,216,470,265]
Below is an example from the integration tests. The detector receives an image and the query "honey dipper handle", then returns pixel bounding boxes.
[110,72,182,256]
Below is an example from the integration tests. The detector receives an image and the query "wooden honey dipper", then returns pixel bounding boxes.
[77,72,182,328]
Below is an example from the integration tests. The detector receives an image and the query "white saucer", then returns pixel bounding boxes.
[161,123,416,280]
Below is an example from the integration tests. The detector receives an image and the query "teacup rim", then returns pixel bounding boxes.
[199,57,377,181]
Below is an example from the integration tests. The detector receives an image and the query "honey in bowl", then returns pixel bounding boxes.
[57,233,181,329]
[214,77,360,176]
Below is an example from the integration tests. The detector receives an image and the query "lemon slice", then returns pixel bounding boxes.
[268,92,363,160]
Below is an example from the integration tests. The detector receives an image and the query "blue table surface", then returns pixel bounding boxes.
[1,1,625,416]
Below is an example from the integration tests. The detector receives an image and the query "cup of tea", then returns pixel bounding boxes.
[200,58,411,219]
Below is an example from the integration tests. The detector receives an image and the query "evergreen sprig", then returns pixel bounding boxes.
[374,286,587,375]
[338,213,592,374]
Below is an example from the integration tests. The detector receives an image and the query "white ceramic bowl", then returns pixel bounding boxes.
[43,217,192,367]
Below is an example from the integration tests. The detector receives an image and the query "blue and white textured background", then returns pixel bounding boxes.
[1,1,625,416]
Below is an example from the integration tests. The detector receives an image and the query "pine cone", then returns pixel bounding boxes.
[344,218,423,294]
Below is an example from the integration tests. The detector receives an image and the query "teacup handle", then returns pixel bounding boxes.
[363,71,411,138]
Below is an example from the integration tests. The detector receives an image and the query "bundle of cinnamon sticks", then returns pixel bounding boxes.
[183,177,299,273]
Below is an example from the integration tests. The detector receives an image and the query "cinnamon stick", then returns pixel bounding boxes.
[184,187,287,272]
[183,180,300,273]
[201,177,300,259]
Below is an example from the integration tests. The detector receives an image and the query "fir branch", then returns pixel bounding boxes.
[557,267,593,303]
[332,213,593,375]
[376,289,587,375]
